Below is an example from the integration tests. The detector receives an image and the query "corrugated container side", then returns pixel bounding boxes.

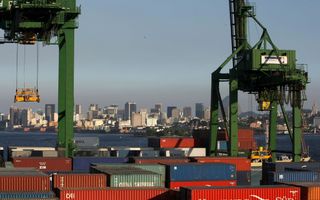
[268,171,320,184]
[72,157,128,172]
[0,192,55,199]
[192,157,251,171]
[12,157,72,172]
[180,186,301,200]
[92,167,164,188]
[148,137,194,148]
[58,188,171,200]
[168,180,237,190]
[0,176,50,191]
[166,163,236,181]
[131,157,189,164]
[279,182,320,200]
[53,174,107,189]
[92,163,166,186]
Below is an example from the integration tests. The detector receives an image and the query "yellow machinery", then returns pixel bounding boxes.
[251,146,271,162]
[14,88,40,103]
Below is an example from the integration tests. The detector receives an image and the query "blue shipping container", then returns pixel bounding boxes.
[268,171,320,184]
[166,163,236,181]
[263,162,320,173]
[72,157,128,172]
[0,192,55,199]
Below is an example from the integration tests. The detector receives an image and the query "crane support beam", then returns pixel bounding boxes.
[58,28,75,157]
[293,91,302,162]
[269,101,277,162]
[229,69,238,156]
[209,73,220,156]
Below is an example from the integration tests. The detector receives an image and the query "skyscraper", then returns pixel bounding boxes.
[195,103,204,119]
[75,104,82,115]
[45,104,55,122]
[124,102,137,120]
[155,103,162,112]
[183,106,192,118]
[167,106,177,118]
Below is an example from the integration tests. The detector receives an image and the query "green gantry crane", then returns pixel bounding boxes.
[210,0,309,162]
[0,0,80,156]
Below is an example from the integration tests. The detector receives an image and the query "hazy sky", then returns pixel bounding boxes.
[0,0,319,113]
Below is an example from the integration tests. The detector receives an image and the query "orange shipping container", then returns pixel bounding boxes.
[53,173,107,189]
[180,186,301,200]
[12,157,72,172]
[191,157,251,171]
[148,137,194,148]
[0,173,50,191]
[58,188,173,200]
[168,180,237,190]
[281,182,320,200]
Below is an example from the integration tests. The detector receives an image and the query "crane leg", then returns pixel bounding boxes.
[269,101,277,162]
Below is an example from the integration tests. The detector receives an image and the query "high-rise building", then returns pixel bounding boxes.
[75,104,82,115]
[167,106,177,118]
[89,104,99,111]
[183,107,192,118]
[131,112,143,127]
[155,103,162,112]
[45,104,55,122]
[195,103,204,119]
[105,105,118,118]
[21,108,32,127]
[171,108,181,121]
[204,107,211,121]
[124,102,137,120]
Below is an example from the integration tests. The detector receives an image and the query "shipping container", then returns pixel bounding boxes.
[0,192,55,199]
[92,166,163,187]
[267,171,320,184]
[58,188,172,200]
[166,163,236,181]
[168,180,237,190]
[12,157,72,172]
[263,162,320,173]
[92,163,166,186]
[180,186,301,200]
[280,182,320,200]
[0,170,50,191]
[162,148,206,157]
[237,171,251,186]
[191,157,251,171]
[131,157,189,164]
[110,150,141,157]
[159,149,185,157]
[148,137,194,148]
[139,150,160,157]
[72,157,128,172]
[53,173,107,189]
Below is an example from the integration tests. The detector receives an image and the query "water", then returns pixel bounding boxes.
[1,131,320,161]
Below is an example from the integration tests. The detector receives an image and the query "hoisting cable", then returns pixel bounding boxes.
[36,42,39,90]
[23,45,26,89]
[15,43,19,91]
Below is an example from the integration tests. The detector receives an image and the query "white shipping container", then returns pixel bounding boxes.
[175,148,206,157]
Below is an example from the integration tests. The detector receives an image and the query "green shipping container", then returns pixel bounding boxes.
[91,163,166,186]
[92,166,164,188]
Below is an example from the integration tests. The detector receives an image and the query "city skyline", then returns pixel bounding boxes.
[0,1,319,113]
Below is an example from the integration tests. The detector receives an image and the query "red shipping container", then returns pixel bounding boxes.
[192,157,251,171]
[0,174,50,191]
[238,138,257,150]
[13,157,72,172]
[181,186,301,200]
[148,137,194,148]
[133,157,189,164]
[168,180,237,190]
[58,188,173,200]
[281,182,320,200]
[238,128,254,138]
[53,173,107,189]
